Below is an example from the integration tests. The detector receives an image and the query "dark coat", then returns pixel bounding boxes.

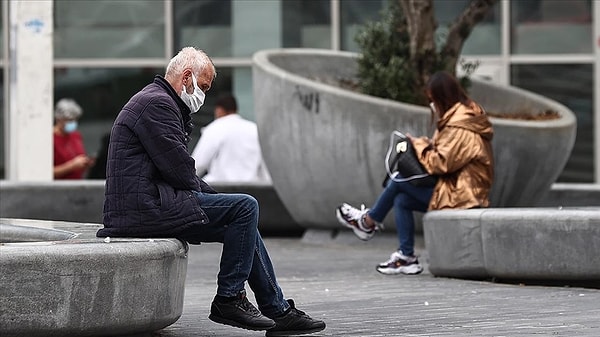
[98,76,215,238]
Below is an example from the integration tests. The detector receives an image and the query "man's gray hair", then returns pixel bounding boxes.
[165,47,216,80]
[54,98,83,120]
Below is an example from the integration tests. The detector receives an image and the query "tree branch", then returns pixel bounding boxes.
[441,0,498,73]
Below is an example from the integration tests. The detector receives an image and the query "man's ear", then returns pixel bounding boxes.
[181,68,192,85]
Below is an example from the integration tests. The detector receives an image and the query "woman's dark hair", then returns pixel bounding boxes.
[426,71,471,117]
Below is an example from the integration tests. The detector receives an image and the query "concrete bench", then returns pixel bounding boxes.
[0,180,303,236]
[422,207,600,283]
[0,218,188,337]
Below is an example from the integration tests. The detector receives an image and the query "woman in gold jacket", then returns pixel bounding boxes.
[335,71,494,275]
[412,73,494,210]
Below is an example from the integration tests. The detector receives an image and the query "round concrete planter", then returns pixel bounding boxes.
[252,48,576,229]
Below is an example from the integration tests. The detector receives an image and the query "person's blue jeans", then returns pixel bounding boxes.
[177,192,289,318]
[368,178,434,257]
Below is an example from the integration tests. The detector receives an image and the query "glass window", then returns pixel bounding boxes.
[340,0,386,52]
[54,0,165,58]
[0,69,4,179]
[511,64,594,182]
[434,0,501,55]
[341,0,500,54]
[53,66,246,167]
[54,67,162,163]
[174,0,232,57]
[174,0,330,58]
[0,4,4,178]
[281,0,331,49]
[511,0,592,54]
[0,1,3,56]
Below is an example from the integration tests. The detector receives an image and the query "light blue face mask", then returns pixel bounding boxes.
[64,120,78,133]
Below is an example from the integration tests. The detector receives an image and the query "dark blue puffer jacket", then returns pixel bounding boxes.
[98,75,215,238]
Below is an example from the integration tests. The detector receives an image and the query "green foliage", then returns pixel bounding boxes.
[355,0,478,105]
[355,1,424,105]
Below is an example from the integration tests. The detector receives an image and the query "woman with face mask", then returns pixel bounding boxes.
[53,98,94,179]
[336,71,494,276]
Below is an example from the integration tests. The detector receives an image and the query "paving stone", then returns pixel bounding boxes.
[145,232,600,337]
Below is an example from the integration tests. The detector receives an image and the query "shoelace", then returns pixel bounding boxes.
[384,252,401,265]
[386,251,417,265]
[343,204,372,232]
[342,203,366,221]
[238,295,261,315]
[347,204,384,232]
[288,301,309,318]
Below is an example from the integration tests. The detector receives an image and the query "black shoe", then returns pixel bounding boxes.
[265,299,326,336]
[209,290,276,331]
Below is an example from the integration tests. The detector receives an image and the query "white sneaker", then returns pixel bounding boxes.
[335,203,378,241]
[376,251,423,275]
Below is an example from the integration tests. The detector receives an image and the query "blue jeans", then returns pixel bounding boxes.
[177,192,289,318]
[368,178,434,256]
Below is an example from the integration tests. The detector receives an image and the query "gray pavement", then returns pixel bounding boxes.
[151,231,600,337]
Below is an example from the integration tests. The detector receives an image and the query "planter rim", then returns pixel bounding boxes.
[253,48,576,129]
[253,48,429,114]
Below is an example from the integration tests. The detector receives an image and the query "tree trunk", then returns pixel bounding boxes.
[398,0,437,98]
[440,0,499,74]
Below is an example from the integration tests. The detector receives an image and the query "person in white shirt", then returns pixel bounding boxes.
[191,94,271,183]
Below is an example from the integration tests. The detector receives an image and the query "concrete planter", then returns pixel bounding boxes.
[252,48,576,229]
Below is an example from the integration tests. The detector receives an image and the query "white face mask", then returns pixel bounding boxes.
[429,102,439,116]
[180,73,205,113]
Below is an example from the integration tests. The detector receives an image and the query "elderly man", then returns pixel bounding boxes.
[97,47,325,337]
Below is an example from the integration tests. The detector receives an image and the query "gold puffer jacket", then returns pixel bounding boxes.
[412,101,494,210]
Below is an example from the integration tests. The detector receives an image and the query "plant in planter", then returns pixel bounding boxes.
[251,2,576,230]
[353,0,559,122]
[355,0,496,105]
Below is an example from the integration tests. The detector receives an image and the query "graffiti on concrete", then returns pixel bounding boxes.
[24,18,44,33]
[294,85,319,114]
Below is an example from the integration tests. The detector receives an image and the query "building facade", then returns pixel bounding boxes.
[1,0,598,182]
